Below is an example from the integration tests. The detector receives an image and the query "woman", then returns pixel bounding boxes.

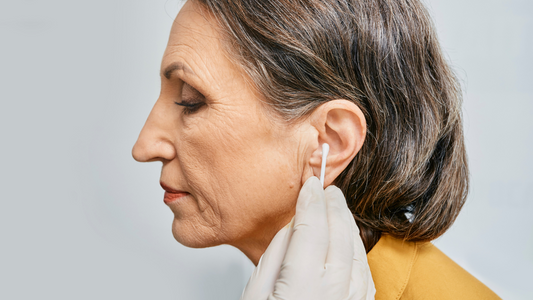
[132,0,500,298]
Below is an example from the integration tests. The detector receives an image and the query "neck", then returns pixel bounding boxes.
[231,214,294,266]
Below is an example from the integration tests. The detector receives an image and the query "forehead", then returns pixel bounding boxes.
[161,1,232,86]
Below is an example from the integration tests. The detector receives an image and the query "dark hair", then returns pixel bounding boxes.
[194,0,468,252]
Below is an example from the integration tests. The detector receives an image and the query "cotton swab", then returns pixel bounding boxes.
[320,143,329,188]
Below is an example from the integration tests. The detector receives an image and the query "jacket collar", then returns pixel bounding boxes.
[367,234,419,299]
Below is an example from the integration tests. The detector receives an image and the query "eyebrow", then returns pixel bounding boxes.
[162,62,196,79]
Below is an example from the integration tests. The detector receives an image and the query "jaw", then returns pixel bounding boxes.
[228,211,295,266]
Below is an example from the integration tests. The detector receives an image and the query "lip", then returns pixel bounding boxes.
[160,182,190,204]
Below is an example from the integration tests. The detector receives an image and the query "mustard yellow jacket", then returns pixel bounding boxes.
[367,235,501,299]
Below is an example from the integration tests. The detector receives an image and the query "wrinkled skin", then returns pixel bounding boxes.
[132,0,314,264]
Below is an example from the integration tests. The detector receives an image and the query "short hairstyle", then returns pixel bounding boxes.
[195,0,469,251]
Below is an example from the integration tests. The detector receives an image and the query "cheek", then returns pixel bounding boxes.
[178,108,301,240]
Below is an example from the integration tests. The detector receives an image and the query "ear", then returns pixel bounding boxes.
[304,100,366,187]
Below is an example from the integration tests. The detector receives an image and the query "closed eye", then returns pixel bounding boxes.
[176,82,206,115]
[175,101,205,115]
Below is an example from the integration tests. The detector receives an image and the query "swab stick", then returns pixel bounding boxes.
[320,143,329,188]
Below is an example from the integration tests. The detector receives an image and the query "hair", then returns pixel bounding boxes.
[194,0,469,252]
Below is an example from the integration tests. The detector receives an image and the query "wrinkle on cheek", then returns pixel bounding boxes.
[195,192,210,213]
[189,126,247,232]
[183,213,221,243]
[185,172,222,229]
[199,204,221,229]
[180,147,224,229]
[194,182,228,231]
[183,164,212,214]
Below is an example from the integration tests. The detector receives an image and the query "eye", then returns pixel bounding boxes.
[175,82,206,115]
[174,101,205,115]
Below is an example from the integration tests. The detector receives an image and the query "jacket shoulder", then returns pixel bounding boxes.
[368,235,500,300]
[402,240,500,299]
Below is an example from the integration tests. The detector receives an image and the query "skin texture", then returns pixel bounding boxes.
[132,0,366,265]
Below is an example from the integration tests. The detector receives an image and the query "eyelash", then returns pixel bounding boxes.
[174,100,205,115]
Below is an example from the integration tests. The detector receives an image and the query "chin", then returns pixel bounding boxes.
[171,218,225,248]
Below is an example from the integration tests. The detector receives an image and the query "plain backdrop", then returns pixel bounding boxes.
[0,0,531,299]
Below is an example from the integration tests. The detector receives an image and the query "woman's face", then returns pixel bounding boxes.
[132,1,309,258]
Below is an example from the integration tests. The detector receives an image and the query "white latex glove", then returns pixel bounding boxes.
[241,176,375,300]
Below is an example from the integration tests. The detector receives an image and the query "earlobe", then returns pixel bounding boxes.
[307,100,366,187]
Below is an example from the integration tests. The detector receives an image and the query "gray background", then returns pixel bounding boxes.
[0,0,531,299]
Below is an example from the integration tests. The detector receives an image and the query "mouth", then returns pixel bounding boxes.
[160,181,190,204]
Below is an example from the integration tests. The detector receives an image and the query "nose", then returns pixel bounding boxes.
[132,102,176,163]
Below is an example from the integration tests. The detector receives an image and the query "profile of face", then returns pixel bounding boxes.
[132,0,366,264]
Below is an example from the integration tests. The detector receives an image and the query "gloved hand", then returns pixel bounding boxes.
[241,176,375,300]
